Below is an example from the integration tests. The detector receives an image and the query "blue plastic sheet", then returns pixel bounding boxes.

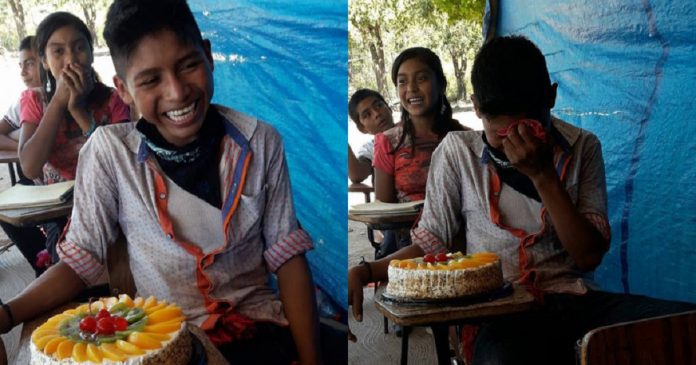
[191,1,348,308]
[492,1,696,302]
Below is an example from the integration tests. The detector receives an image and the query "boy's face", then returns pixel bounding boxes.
[19,48,41,88]
[472,94,524,149]
[356,96,394,135]
[472,84,558,150]
[114,30,214,147]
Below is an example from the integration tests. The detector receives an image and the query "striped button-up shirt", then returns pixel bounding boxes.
[58,105,313,326]
[412,117,610,295]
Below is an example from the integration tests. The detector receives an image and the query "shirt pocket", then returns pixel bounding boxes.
[229,185,266,243]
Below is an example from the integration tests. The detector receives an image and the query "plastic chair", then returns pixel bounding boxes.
[579,310,696,365]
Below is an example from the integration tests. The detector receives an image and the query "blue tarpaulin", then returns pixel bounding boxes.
[191,1,348,308]
[489,1,696,302]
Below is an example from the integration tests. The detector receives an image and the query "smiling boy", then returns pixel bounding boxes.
[0,0,323,364]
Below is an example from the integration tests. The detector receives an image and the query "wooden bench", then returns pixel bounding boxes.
[579,310,696,365]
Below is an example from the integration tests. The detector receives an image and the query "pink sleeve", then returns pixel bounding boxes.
[108,91,131,123]
[19,89,44,126]
[372,132,394,175]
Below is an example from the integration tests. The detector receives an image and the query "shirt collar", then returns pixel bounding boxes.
[129,104,260,163]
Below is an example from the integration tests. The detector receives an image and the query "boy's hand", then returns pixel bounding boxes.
[502,122,555,179]
[348,265,368,323]
[62,63,95,114]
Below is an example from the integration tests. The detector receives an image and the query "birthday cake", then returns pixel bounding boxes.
[386,251,504,300]
[30,295,191,364]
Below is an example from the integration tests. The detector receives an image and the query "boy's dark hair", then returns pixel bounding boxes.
[104,0,204,76]
[348,89,388,133]
[471,35,553,120]
[390,47,464,153]
[19,36,34,52]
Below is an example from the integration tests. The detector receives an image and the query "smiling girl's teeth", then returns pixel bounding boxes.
[408,98,423,105]
[166,102,196,120]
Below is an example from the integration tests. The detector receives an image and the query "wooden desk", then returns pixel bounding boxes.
[17,302,228,364]
[0,201,73,227]
[0,151,20,186]
[348,212,419,227]
[349,212,419,257]
[375,284,535,365]
[348,182,374,202]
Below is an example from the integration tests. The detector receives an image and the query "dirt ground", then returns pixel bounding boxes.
[347,205,438,364]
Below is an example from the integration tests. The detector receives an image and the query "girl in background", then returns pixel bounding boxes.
[372,47,468,258]
[18,11,129,264]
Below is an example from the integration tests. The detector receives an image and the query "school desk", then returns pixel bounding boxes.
[375,283,535,365]
[348,211,420,260]
[0,151,20,186]
[348,182,374,203]
[0,200,72,228]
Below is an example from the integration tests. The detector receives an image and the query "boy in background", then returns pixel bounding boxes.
[348,89,394,184]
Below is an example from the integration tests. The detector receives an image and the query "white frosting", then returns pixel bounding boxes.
[386,260,503,299]
[30,322,187,365]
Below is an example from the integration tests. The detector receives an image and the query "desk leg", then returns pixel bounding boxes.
[432,325,451,365]
[400,326,410,365]
[7,163,16,186]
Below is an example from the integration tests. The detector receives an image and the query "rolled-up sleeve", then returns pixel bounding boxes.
[411,135,463,254]
[576,133,611,243]
[260,128,313,272]
[58,128,121,286]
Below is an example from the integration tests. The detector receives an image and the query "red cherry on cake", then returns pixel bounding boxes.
[113,316,129,331]
[79,316,97,333]
[96,309,111,320]
[423,254,436,263]
[96,317,115,335]
[435,253,449,262]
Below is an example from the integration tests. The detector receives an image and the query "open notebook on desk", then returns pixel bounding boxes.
[0,181,75,210]
[349,200,424,215]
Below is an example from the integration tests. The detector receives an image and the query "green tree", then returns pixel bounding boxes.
[417,0,484,101]
[432,0,485,23]
[76,0,107,47]
[5,0,28,42]
[439,20,482,100]
[349,0,391,96]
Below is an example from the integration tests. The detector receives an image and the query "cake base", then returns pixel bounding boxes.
[381,281,512,307]
[386,256,504,300]
[187,334,207,364]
